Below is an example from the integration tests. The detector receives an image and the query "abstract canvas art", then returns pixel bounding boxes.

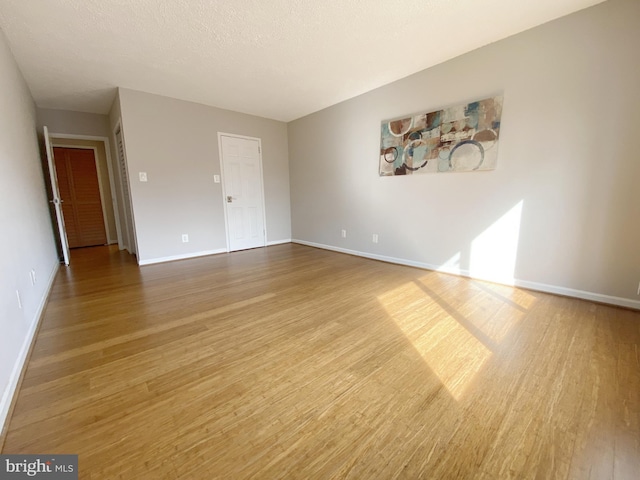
[379,96,503,176]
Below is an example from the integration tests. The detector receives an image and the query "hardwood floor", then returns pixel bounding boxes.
[2,243,639,479]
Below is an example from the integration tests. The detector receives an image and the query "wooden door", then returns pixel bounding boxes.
[220,135,266,251]
[53,147,107,248]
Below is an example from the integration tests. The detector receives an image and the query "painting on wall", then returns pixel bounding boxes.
[379,96,503,176]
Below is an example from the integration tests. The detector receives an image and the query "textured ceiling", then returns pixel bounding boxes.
[0,0,605,122]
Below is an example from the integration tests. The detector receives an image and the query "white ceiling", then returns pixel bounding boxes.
[0,0,605,122]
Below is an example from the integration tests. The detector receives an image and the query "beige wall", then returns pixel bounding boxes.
[118,88,291,264]
[49,138,118,244]
[37,108,111,138]
[0,28,58,431]
[288,0,640,308]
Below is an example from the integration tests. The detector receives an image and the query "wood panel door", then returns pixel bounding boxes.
[53,147,107,248]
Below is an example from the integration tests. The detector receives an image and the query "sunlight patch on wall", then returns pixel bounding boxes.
[437,251,462,275]
[469,201,523,284]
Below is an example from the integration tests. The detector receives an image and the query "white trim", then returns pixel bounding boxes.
[511,280,640,311]
[266,239,291,246]
[291,239,640,310]
[138,249,227,266]
[217,134,230,253]
[48,133,122,248]
[50,143,115,245]
[49,133,111,142]
[0,261,59,434]
[217,132,268,252]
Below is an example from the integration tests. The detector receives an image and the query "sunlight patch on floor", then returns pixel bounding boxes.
[411,314,492,400]
[377,281,492,401]
[474,280,539,311]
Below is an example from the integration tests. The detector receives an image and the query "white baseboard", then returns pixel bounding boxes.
[267,239,291,246]
[0,260,59,435]
[138,249,227,266]
[511,279,640,310]
[138,242,293,266]
[292,239,640,310]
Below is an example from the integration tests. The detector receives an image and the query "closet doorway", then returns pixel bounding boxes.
[53,147,108,248]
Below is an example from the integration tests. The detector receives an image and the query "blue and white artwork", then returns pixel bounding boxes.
[379,96,503,176]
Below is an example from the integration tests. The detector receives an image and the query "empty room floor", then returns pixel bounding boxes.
[2,243,639,479]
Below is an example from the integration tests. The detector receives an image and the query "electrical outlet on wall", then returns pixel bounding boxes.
[182,234,189,243]
[372,234,379,243]
[341,229,347,238]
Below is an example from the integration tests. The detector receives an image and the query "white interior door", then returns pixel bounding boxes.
[219,134,266,252]
[44,126,70,266]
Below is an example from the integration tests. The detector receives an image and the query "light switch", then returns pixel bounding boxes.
[213,175,220,183]
[139,172,148,182]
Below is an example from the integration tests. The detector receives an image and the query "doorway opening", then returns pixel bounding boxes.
[42,127,133,265]
[52,147,108,249]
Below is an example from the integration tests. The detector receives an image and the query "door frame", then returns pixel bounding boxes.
[49,133,123,249]
[51,144,112,246]
[217,132,267,252]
